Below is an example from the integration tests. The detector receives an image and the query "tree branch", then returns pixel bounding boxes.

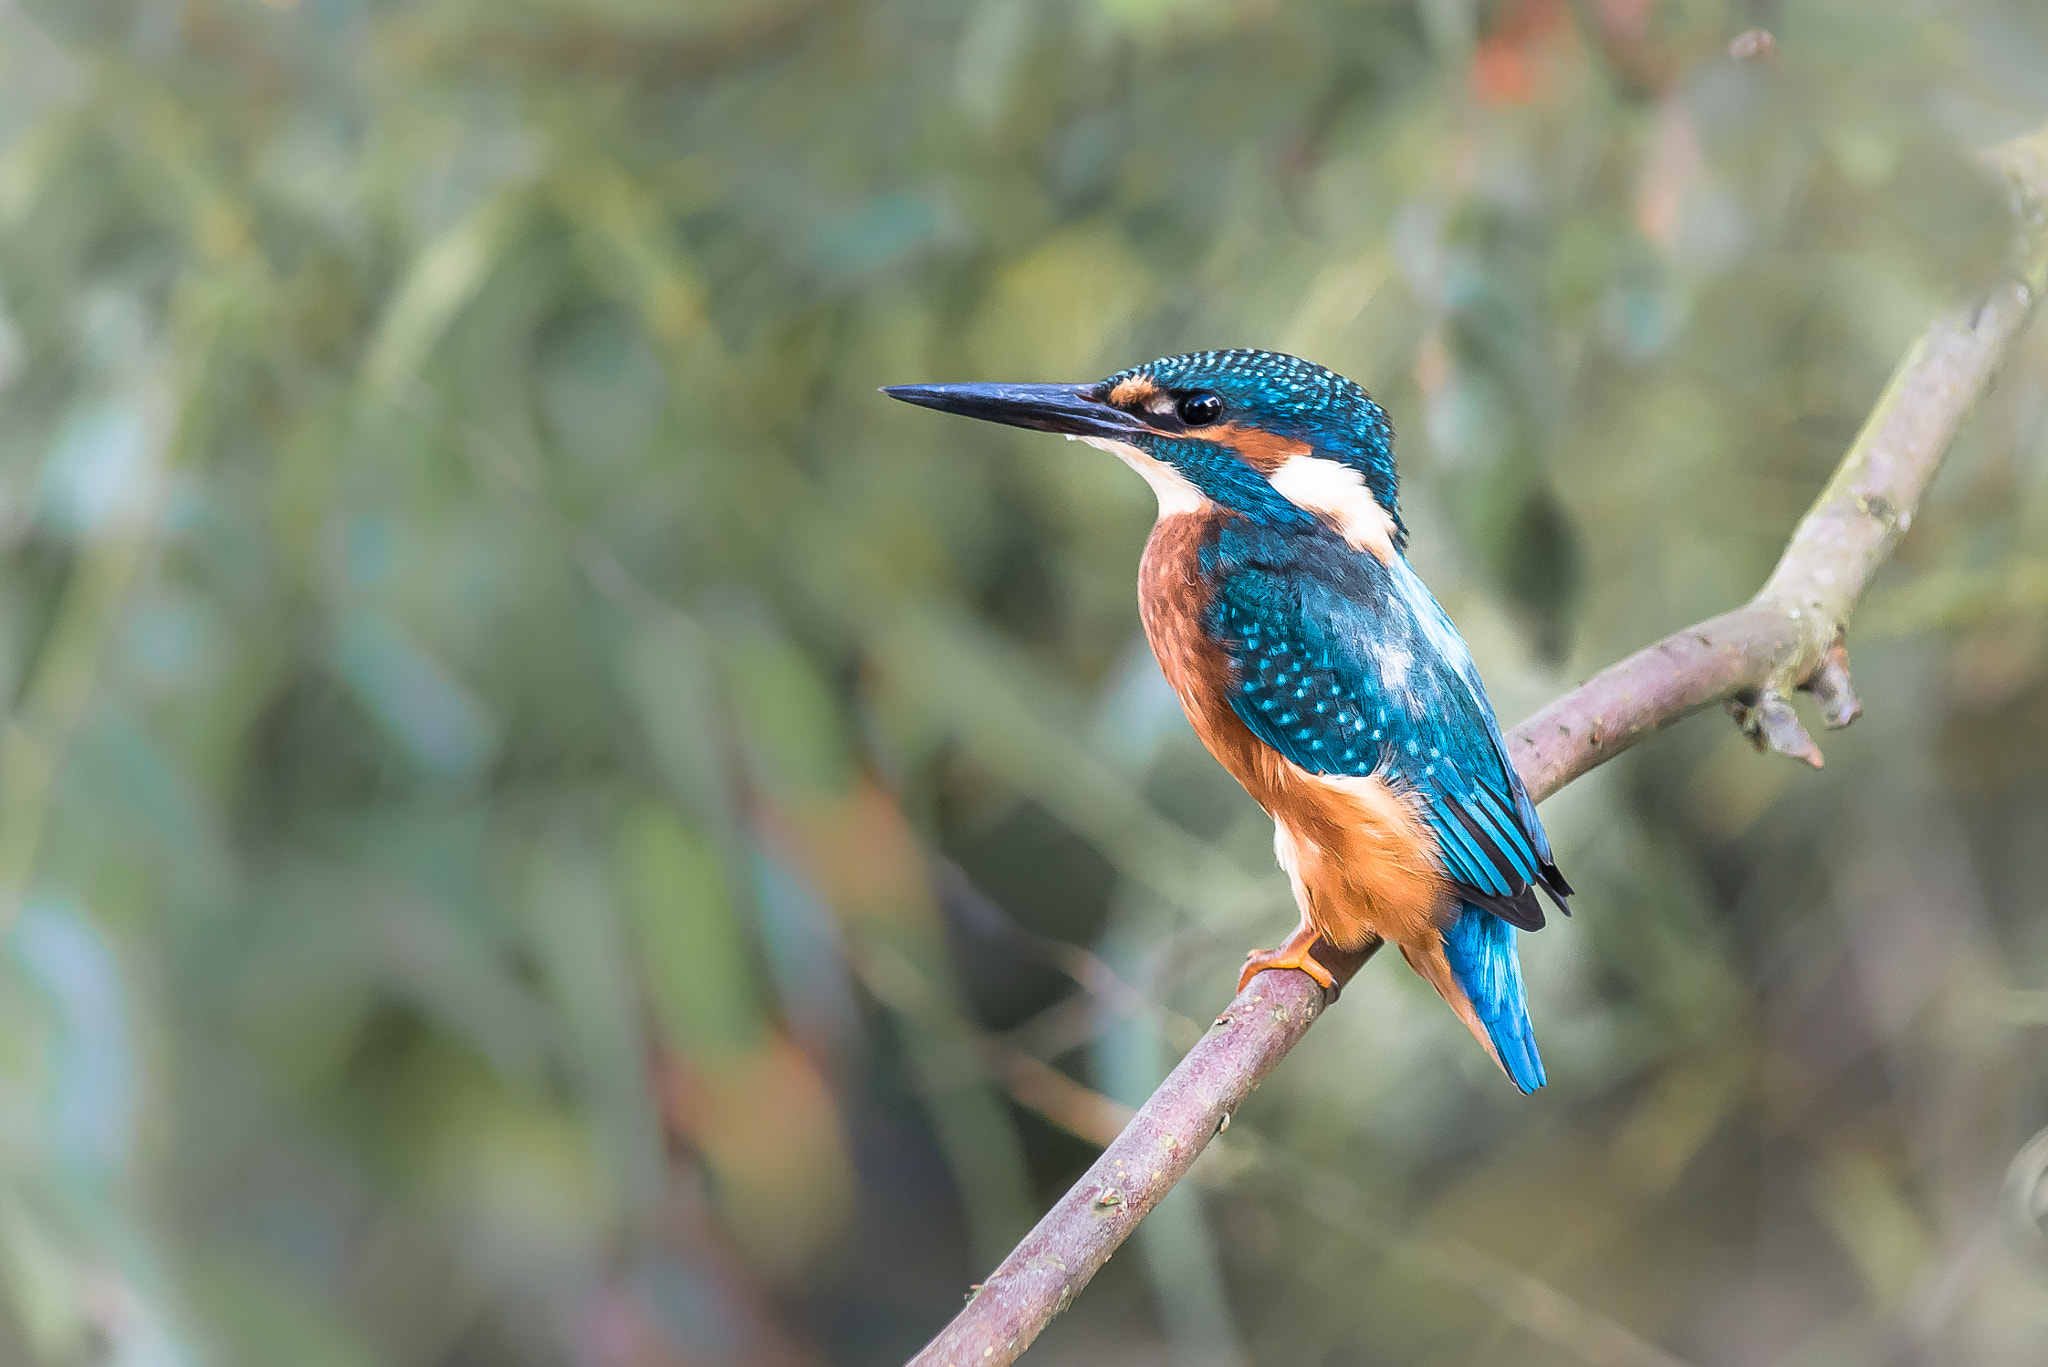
[907,125,2048,1367]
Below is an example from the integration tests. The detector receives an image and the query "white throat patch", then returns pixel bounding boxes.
[1075,435,1208,518]
[1266,454,1397,560]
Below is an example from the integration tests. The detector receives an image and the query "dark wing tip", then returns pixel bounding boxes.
[1465,886,1547,932]
[1539,862,1574,915]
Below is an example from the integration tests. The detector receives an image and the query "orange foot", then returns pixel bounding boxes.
[1238,922,1339,994]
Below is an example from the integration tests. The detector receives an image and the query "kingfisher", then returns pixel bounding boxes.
[884,349,1570,1092]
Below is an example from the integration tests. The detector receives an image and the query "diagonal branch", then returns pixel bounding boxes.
[907,124,2048,1367]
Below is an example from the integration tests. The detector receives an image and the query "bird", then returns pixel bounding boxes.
[883,349,1570,1092]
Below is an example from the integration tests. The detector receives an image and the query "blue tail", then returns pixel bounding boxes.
[1443,902,1546,1093]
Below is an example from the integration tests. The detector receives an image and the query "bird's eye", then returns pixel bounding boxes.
[1176,391,1223,427]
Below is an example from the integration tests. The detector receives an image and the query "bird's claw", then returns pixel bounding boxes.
[1237,940,1340,995]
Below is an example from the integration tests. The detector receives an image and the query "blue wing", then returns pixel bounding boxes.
[1205,533,1570,930]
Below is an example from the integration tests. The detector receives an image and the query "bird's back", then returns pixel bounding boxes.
[1140,509,1563,1090]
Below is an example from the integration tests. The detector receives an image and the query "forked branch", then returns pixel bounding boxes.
[908,125,2048,1367]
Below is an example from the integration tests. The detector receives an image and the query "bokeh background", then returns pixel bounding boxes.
[2,2,2048,1365]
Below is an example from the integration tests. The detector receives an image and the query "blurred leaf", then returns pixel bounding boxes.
[970,224,1150,376]
[328,609,497,782]
[717,606,856,805]
[617,803,762,1058]
[0,901,197,1367]
[662,1039,855,1276]
[364,192,529,395]
[1811,1154,1932,1309]
[185,1255,389,1367]
[619,614,734,833]
[520,837,666,1211]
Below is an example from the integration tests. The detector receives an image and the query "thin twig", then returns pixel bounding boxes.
[906,124,2048,1367]
[935,856,1209,1053]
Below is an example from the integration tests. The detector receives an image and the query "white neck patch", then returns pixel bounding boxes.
[1076,435,1208,518]
[1266,454,1397,560]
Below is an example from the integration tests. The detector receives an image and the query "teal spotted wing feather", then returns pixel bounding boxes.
[1204,542,1570,928]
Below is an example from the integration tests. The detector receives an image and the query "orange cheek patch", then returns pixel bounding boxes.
[1206,423,1311,474]
[1109,375,1161,408]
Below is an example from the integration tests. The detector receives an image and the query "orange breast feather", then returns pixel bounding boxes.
[1137,513,1450,952]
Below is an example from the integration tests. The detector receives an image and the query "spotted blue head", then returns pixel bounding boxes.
[886,349,1407,557]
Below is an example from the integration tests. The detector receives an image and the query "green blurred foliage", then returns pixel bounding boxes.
[0,1,2046,1365]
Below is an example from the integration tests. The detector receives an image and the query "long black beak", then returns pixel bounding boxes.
[881,382,1148,441]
